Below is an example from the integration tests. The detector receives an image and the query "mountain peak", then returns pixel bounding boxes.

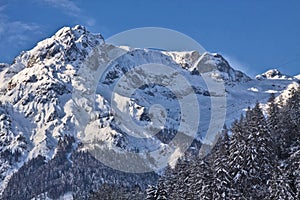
[13,25,104,69]
[0,25,299,198]
[54,25,103,43]
[256,69,293,80]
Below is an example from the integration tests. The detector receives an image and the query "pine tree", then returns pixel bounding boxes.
[156,181,168,200]
[228,117,247,198]
[169,159,190,199]
[284,87,300,155]
[154,157,213,199]
[210,128,237,199]
[187,159,213,199]
[266,165,295,200]
[252,102,276,177]
[229,103,275,199]
[146,185,157,200]
[161,159,190,199]
[287,150,300,199]
[143,90,300,199]
[267,93,280,150]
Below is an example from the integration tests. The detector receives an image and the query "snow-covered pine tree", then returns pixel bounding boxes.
[158,159,190,199]
[210,127,238,199]
[155,181,168,200]
[272,87,300,160]
[276,107,293,159]
[169,159,190,199]
[283,87,300,155]
[249,102,276,196]
[287,150,300,199]
[187,159,213,199]
[228,117,247,198]
[266,165,296,200]
[229,102,275,199]
[267,93,281,154]
[154,157,213,199]
[146,185,158,200]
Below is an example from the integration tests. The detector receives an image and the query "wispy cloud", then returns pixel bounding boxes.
[0,6,43,62]
[222,54,256,77]
[41,0,81,14]
[0,15,41,45]
[40,0,96,27]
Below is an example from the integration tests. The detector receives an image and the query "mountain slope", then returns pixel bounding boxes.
[0,25,298,199]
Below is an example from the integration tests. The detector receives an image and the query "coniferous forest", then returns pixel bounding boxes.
[143,87,300,200]
[3,87,300,200]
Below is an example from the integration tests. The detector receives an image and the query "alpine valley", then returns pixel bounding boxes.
[0,26,299,199]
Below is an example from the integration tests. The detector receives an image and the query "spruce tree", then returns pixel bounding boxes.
[287,150,300,199]
[187,159,213,199]
[210,128,237,199]
[146,185,157,200]
[156,181,168,200]
[284,87,300,155]
[267,166,295,200]
[229,103,275,199]
[228,117,247,198]
[267,93,280,149]
[155,157,213,199]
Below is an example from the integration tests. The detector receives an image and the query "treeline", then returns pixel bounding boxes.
[2,136,158,200]
[3,87,300,199]
[146,87,300,199]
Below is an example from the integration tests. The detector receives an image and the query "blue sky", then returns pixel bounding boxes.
[0,0,299,76]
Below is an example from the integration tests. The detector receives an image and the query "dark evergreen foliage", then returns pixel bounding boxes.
[210,128,238,199]
[88,183,145,200]
[230,102,276,198]
[152,87,300,200]
[2,136,158,200]
[3,87,300,199]
[145,185,157,200]
[266,165,295,200]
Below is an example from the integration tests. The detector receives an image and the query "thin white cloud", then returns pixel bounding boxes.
[222,54,255,77]
[42,0,81,14]
[0,7,43,61]
[86,18,96,27]
[0,15,41,44]
[6,22,41,43]
[40,0,96,28]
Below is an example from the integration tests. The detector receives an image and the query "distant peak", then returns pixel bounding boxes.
[164,51,251,83]
[256,69,293,80]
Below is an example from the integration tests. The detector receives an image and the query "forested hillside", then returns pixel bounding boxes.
[144,87,300,200]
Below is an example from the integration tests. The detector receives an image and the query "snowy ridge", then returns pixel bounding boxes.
[0,25,105,194]
[164,51,251,83]
[0,25,104,160]
[256,69,295,80]
[0,25,299,197]
[275,81,300,104]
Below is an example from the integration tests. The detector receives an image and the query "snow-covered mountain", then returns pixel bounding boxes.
[256,69,295,80]
[0,25,299,199]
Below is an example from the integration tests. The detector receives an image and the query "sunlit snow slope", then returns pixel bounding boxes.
[0,25,299,194]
